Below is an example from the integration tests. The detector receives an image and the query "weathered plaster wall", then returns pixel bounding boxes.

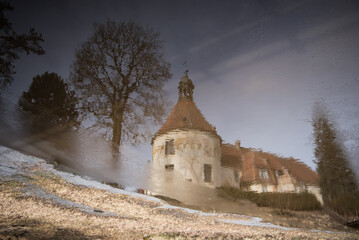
[277,172,296,192]
[307,185,323,205]
[266,184,277,192]
[152,129,221,188]
[221,166,241,188]
[248,183,276,193]
[248,183,263,192]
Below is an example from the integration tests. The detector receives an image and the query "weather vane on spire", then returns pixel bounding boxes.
[179,61,194,100]
[183,61,189,76]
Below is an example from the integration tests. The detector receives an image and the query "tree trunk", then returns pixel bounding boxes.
[111,120,122,159]
[111,106,125,161]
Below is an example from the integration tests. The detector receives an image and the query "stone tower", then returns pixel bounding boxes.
[152,72,222,188]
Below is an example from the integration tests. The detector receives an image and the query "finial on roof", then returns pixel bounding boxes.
[178,65,194,101]
[183,61,189,74]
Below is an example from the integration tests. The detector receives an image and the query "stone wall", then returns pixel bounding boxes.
[152,129,221,188]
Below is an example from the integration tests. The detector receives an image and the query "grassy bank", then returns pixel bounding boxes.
[218,187,321,211]
[1,145,359,239]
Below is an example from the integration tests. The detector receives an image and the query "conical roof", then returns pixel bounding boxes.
[153,72,220,140]
[155,98,219,137]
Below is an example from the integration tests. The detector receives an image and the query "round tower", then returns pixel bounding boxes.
[152,72,222,188]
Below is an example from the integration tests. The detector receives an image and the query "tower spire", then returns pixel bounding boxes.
[178,69,194,101]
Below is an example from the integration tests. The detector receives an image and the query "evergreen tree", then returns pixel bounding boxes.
[19,72,78,133]
[312,102,357,205]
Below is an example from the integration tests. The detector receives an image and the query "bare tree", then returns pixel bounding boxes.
[70,20,171,155]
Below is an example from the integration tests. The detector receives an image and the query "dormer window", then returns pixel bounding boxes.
[259,169,269,179]
[165,139,175,155]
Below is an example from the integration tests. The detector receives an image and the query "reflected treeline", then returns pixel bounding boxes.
[312,101,359,226]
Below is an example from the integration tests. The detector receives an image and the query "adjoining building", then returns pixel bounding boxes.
[151,72,322,203]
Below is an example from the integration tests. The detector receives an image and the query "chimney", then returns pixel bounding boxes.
[235,140,241,150]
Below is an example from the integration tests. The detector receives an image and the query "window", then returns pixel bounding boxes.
[275,170,283,178]
[165,164,174,170]
[233,170,239,183]
[165,139,175,155]
[262,185,268,192]
[259,169,269,179]
[204,164,212,183]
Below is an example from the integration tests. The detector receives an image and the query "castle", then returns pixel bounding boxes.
[151,72,322,203]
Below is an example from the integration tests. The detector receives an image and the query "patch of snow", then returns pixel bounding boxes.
[157,204,218,216]
[218,218,297,230]
[0,165,18,177]
[48,167,162,203]
[0,145,162,203]
[124,186,138,192]
[310,229,336,234]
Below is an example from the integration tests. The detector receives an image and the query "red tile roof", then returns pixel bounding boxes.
[222,145,319,185]
[256,152,283,170]
[154,99,219,138]
[281,158,319,185]
[221,144,242,168]
[240,151,276,184]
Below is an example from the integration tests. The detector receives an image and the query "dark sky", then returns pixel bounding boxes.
[4,0,359,171]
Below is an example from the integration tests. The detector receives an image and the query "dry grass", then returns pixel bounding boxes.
[218,187,321,211]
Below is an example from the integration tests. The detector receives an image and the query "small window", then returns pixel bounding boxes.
[204,164,212,183]
[165,139,175,155]
[259,169,269,179]
[275,170,283,178]
[233,170,239,183]
[262,185,268,192]
[165,164,174,170]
